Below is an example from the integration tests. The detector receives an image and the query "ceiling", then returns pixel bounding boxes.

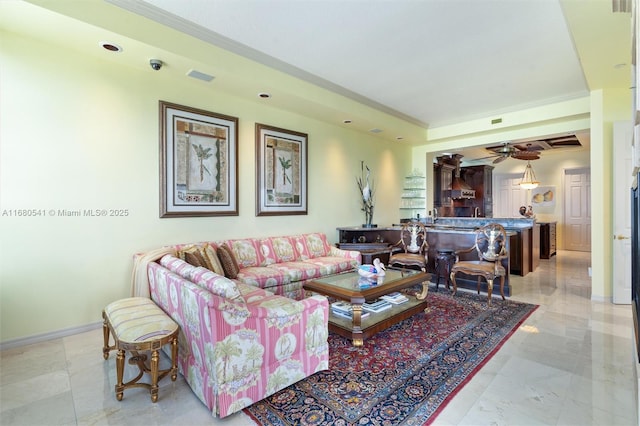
[0,0,631,153]
[124,0,630,124]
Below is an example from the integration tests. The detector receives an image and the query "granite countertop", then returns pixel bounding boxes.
[430,217,535,229]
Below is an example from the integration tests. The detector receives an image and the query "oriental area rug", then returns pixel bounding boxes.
[244,291,538,426]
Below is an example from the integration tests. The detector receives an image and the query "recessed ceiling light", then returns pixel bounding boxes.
[343,119,352,124]
[396,136,404,141]
[369,128,383,134]
[258,92,271,99]
[614,63,627,69]
[100,41,122,52]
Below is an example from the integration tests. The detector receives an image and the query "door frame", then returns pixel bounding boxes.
[563,167,591,252]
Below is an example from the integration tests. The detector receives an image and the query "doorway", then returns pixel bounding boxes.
[493,173,528,217]
[563,168,591,252]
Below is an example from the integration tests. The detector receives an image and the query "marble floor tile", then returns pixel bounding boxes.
[0,250,637,425]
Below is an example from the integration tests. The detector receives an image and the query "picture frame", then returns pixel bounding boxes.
[159,101,238,217]
[255,123,308,216]
[531,185,556,208]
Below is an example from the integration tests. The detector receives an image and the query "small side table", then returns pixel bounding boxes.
[102,297,179,403]
[435,249,456,292]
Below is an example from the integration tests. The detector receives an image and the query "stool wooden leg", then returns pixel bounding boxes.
[102,314,110,360]
[150,349,159,403]
[115,349,125,401]
[171,337,178,381]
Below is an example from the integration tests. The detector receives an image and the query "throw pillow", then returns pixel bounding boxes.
[217,244,240,279]
[203,244,225,276]
[183,250,206,268]
[179,244,224,276]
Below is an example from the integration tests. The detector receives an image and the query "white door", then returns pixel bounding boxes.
[494,173,528,217]
[564,168,591,252]
[613,121,633,304]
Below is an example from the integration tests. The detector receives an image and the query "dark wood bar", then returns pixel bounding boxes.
[337,225,514,296]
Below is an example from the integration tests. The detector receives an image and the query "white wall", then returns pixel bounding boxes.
[0,32,412,342]
[492,149,591,250]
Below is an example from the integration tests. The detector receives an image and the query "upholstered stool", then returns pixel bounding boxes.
[435,249,456,292]
[102,297,178,403]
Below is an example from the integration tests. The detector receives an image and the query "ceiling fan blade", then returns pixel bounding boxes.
[513,151,541,160]
[473,154,500,161]
[493,156,508,164]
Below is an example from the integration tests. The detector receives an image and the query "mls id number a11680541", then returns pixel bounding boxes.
[2,208,130,217]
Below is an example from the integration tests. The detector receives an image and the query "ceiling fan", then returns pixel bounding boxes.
[477,142,541,164]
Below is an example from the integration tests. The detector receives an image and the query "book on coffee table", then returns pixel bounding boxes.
[362,299,393,313]
[380,292,409,304]
[332,309,370,320]
[331,301,353,314]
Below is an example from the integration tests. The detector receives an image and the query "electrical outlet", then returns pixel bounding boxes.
[588,267,592,277]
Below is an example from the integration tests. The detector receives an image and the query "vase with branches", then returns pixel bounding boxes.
[356,161,376,227]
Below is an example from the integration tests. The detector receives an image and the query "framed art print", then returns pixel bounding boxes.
[255,123,308,216]
[531,185,556,208]
[160,101,238,217]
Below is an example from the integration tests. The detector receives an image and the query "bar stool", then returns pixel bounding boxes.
[435,249,456,292]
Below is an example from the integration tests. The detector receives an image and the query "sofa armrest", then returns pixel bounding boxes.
[329,246,362,264]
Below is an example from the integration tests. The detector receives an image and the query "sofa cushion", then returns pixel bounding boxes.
[256,238,277,266]
[306,256,359,275]
[159,254,197,279]
[228,238,264,268]
[217,244,240,279]
[292,233,331,260]
[270,236,297,263]
[268,261,325,282]
[189,266,242,301]
[235,266,291,290]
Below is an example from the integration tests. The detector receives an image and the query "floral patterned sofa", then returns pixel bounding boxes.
[175,232,361,300]
[142,233,360,418]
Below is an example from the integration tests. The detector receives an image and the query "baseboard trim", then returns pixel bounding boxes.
[0,321,102,351]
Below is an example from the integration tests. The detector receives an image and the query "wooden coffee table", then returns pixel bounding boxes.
[304,268,431,346]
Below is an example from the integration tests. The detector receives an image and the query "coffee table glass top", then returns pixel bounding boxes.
[311,268,421,292]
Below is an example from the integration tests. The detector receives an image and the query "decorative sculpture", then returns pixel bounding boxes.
[356,161,375,227]
[358,258,386,279]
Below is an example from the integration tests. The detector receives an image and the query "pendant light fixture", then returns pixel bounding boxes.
[519,160,540,189]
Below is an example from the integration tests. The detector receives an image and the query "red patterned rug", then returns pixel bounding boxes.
[244,291,538,425]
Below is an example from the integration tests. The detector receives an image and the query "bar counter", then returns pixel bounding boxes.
[337,218,537,297]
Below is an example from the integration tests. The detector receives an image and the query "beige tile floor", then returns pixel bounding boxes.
[0,250,636,425]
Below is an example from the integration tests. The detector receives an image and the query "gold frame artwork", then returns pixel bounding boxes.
[159,101,238,217]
